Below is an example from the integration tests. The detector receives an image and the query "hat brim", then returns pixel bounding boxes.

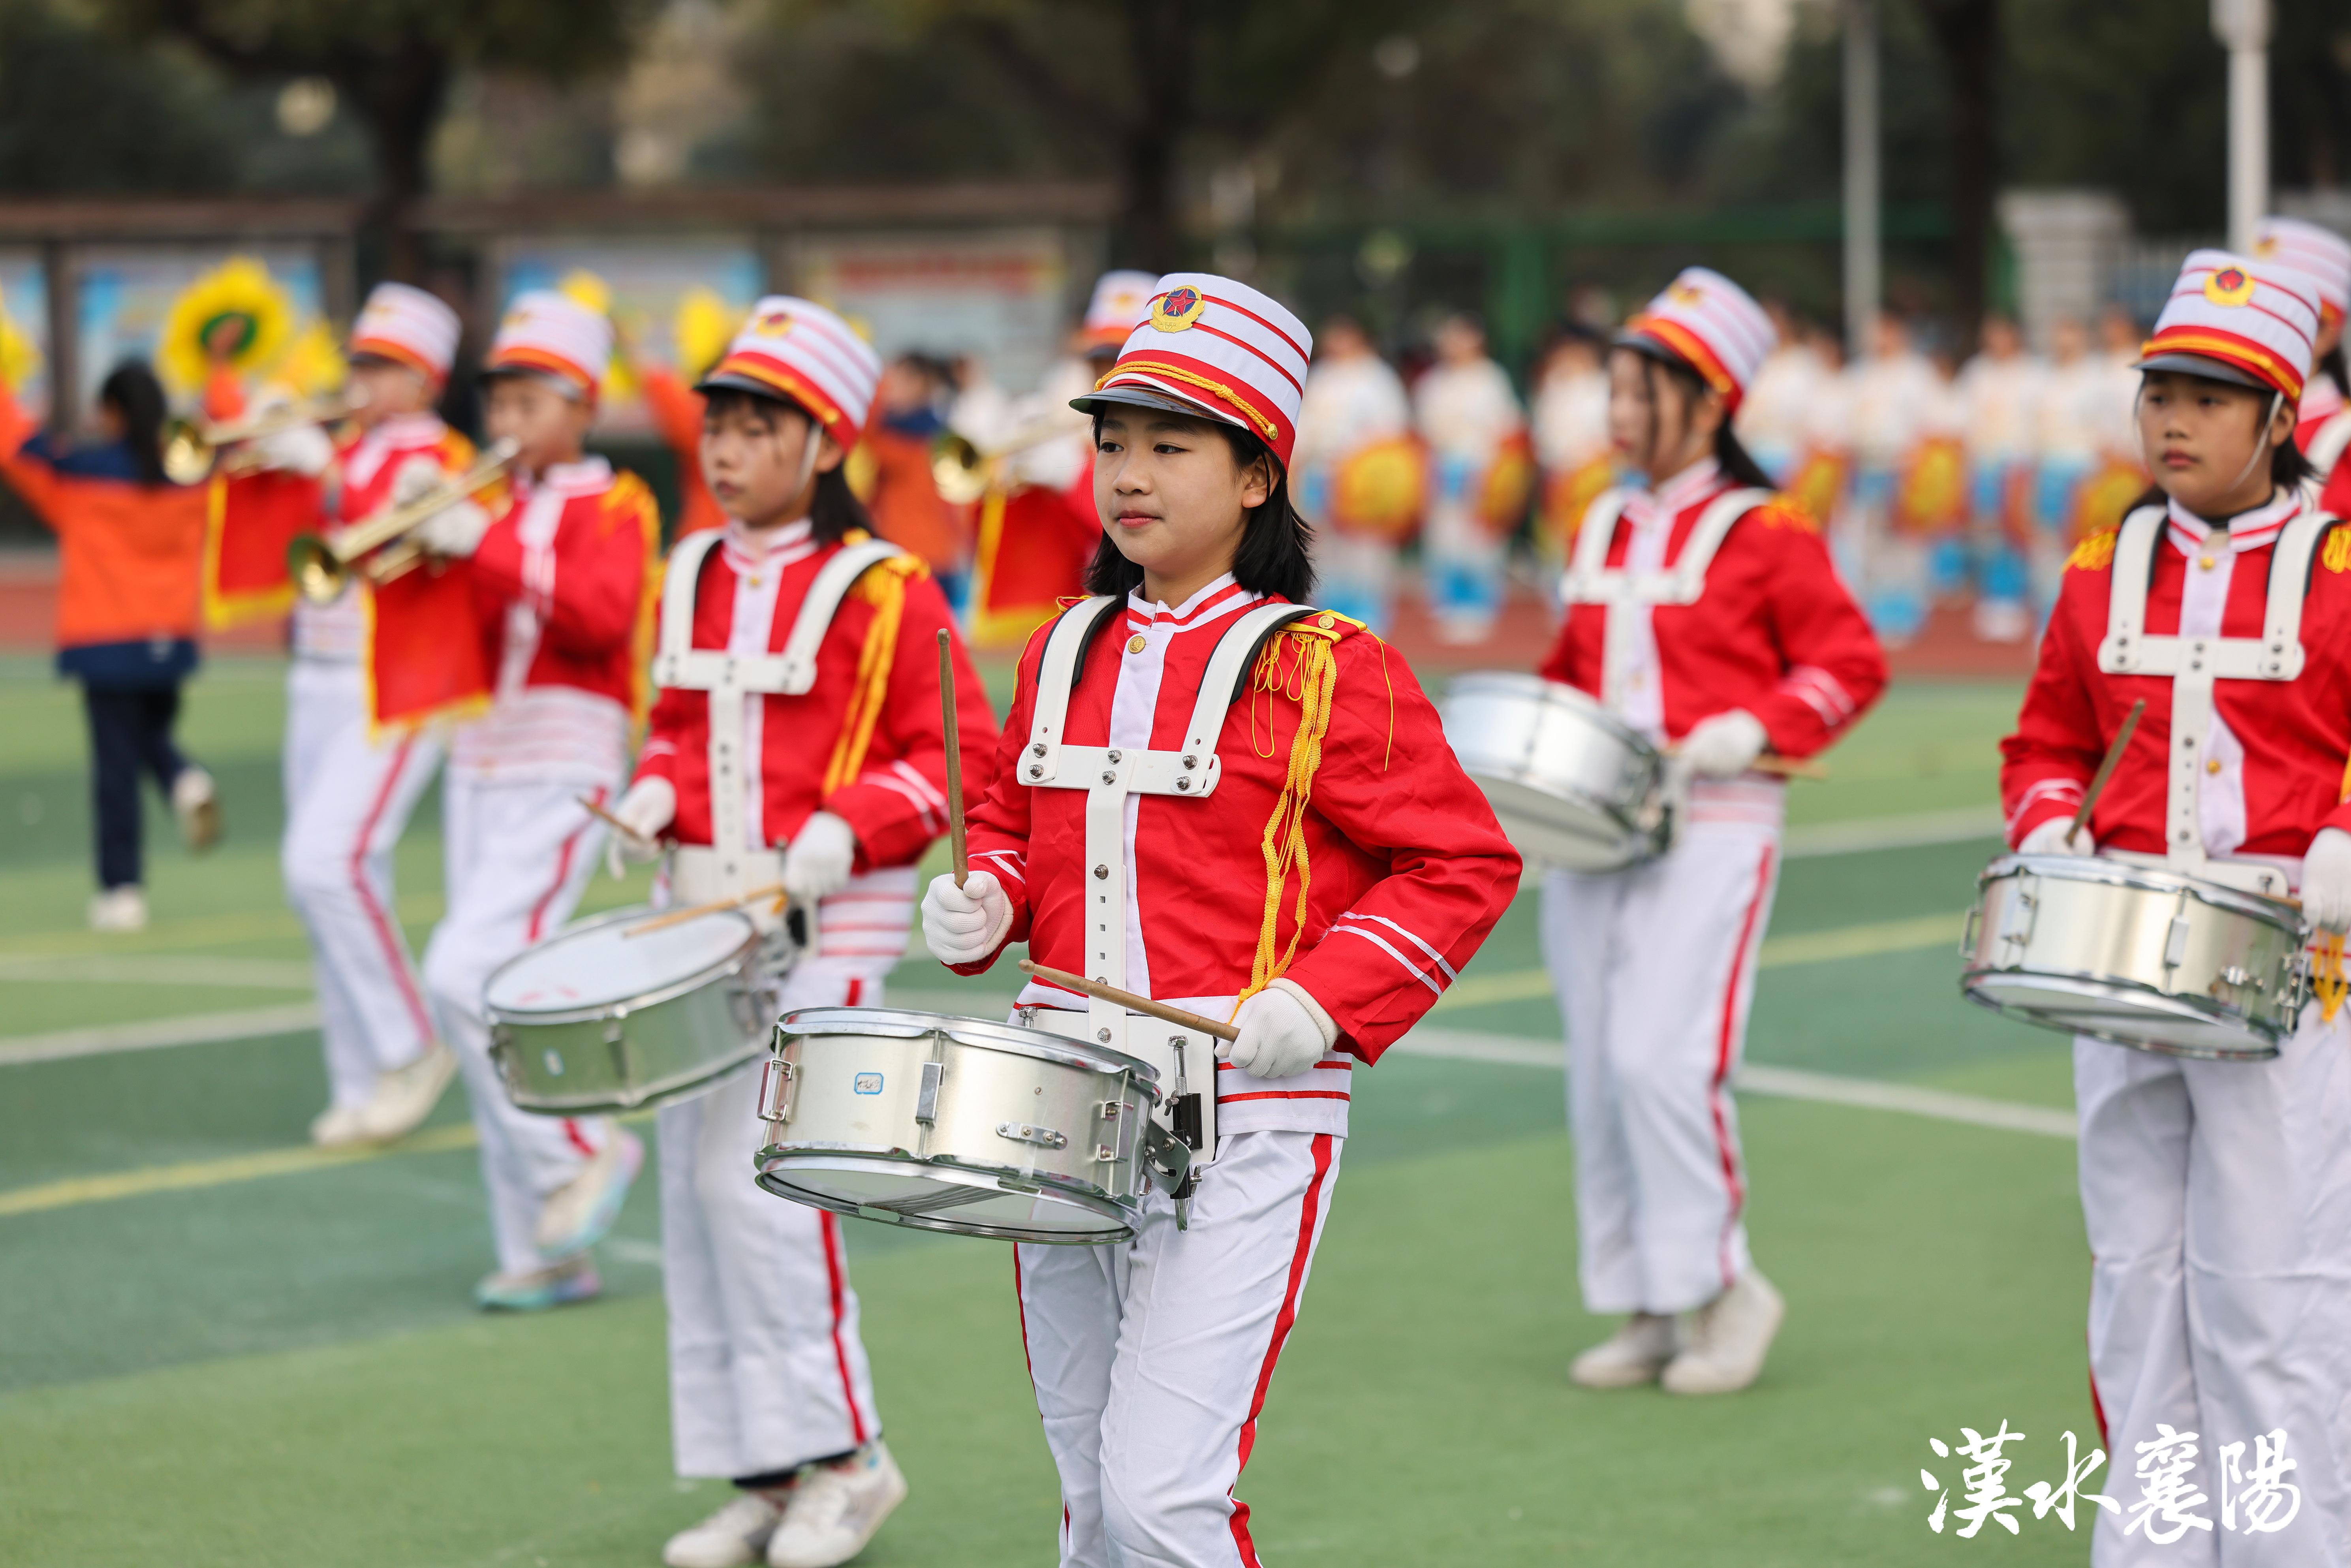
[1069,383,1247,432]
[479,364,590,401]
[694,369,814,411]
[2131,352,2269,392]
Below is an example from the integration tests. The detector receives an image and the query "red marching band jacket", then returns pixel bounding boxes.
[449,458,660,786]
[631,521,999,873]
[951,577,1522,1135]
[2001,491,2351,866]
[1540,463,1888,759]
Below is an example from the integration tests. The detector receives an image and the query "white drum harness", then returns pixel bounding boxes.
[1562,485,1774,714]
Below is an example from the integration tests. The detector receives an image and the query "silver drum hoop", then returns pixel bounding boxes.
[1441,670,1672,872]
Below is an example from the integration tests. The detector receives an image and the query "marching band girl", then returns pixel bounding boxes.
[408,292,663,1312]
[923,273,1521,1567]
[1540,269,1887,1395]
[250,283,475,1148]
[2259,216,2351,513]
[2001,250,2351,1564]
[605,297,997,1568]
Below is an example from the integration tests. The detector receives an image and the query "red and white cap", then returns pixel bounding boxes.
[483,290,611,402]
[2135,248,2323,404]
[1615,267,1776,411]
[349,282,460,383]
[1080,271,1158,350]
[1074,273,1313,470]
[2255,216,2351,327]
[695,294,882,448]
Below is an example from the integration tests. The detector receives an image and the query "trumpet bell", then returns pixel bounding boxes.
[161,422,214,487]
[286,534,348,606]
[930,432,990,506]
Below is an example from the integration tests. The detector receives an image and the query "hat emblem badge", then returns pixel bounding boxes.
[1150,286,1208,332]
[2204,267,2257,307]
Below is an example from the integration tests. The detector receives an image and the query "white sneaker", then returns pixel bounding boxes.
[533,1127,645,1257]
[351,1043,457,1143]
[88,886,148,932]
[309,1104,370,1148]
[769,1442,906,1568]
[1661,1269,1786,1395]
[171,766,220,853]
[664,1490,787,1568]
[1569,1312,1680,1389]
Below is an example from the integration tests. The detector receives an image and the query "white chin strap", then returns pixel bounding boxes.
[2226,389,2285,494]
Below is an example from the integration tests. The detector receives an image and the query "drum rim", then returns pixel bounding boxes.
[485,904,762,1024]
[778,1006,1166,1089]
[1982,854,2305,932]
[754,1149,1137,1243]
[1959,964,2291,1056]
[1444,669,1663,761]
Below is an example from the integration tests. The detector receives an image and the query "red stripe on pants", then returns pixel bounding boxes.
[526,789,600,944]
[1226,1132,1334,1568]
[819,1211,868,1444]
[351,733,432,1040]
[1708,842,1775,1292]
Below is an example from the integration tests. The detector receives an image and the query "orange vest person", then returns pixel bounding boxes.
[0,360,217,931]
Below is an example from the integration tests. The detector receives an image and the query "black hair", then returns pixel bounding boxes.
[99,359,167,486]
[1618,344,1777,491]
[2321,342,2349,404]
[1082,411,1316,605]
[700,385,874,545]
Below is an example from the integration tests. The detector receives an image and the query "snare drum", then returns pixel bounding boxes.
[1441,671,1673,871]
[1960,854,2307,1060]
[752,1008,1188,1245]
[486,905,767,1112]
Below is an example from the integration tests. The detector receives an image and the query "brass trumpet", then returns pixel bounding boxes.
[928,419,1082,505]
[287,438,518,606]
[160,391,367,487]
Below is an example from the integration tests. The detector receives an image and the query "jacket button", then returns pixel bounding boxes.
[1127,635,1147,654]
[1094,864,1108,879]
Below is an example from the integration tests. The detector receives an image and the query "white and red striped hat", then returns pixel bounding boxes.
[695,294,882,448]
[1080,270,1158,350]
[2255,216,2351,327]
[1075,273,1313,470]
[483,290,611,402]
[2135,248,2323,404]
[1617,267,1776,410]
[349,282,460,382]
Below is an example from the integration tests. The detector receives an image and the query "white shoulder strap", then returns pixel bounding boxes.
[774,538,904,696]
[2095,506,2168,674]
[2256,509,2330,681]
[649,530,726,684]
[1155,602,1316,799]
[1560,488,1632,600]
[1022,595,1120,785]
[1665,486,1774,603]
[2307,410,2351,479]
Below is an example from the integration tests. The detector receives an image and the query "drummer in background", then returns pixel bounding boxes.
[923,273,1520,1567]
[606,296,995,1568]
[1293,312,1413,631]
[1415,311,1526,644]
[1540,269,1887,1396]
[404,292,662,1312]
[2257,216,2351,512]
[2000,249,2351,1562]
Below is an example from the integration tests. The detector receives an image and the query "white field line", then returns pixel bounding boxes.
[1780,805,2005,859]
[0,955,316,989]
[0,1003,322,1066]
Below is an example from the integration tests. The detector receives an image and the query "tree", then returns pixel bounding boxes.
[97,0,658,277]
[1917,0,1997,352]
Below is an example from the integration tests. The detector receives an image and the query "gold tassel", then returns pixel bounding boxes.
[2316,932,2348,1025]
[821,544,923,794]
[1232,631,1339,1015]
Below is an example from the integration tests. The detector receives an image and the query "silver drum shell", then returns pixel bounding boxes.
[755,1008,1163,1245]
[1441,671,1670,872]
[486,906,767,1113]
[1959,855,2307,1060]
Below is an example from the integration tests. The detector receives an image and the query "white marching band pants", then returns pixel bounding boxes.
[658,960,884,1480]
[421,775,615,1276]
[1017,1129,1341,1568]
[1541,810,1782,1315]
[2076,1012,2351,1566]
[280,659,443,1109]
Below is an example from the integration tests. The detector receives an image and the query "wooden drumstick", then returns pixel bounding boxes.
[1019,959,1242,1044]
[625,882,787,938]
[577,793,654,846]
[1750,755,1829,781]
[938,628,969,890]
[2067,698,2146,840]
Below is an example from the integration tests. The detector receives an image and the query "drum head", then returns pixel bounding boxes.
[1963,971,2283,1060]
[487,906,756,1017]
[756,1154,1134,1244]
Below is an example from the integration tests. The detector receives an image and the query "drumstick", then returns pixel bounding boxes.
[2068,698,2147,840]
[1750,755,1829,781]
[577,793,653,846]
[938,628,969,890]
[1018,959,1242,1044]
[625,882,787,938]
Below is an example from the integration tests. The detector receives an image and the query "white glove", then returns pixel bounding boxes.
[2303,827,2351,934]
[1678,709,1768,779]
[783,811,859,902]
[389,455,444,506]
[1219,980,1336,1081]
[250,422,333,478]
[603,776,673,877]
[922,870,1011,966]
[411,498,489,558]
[2018,816,2095,857]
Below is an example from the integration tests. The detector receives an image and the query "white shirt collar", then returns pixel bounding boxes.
[1126,571,1256,628]
[1634,457,1723,521]
[722,517,813,568]
[2166,487,2302,554]
[520,455,613,499]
